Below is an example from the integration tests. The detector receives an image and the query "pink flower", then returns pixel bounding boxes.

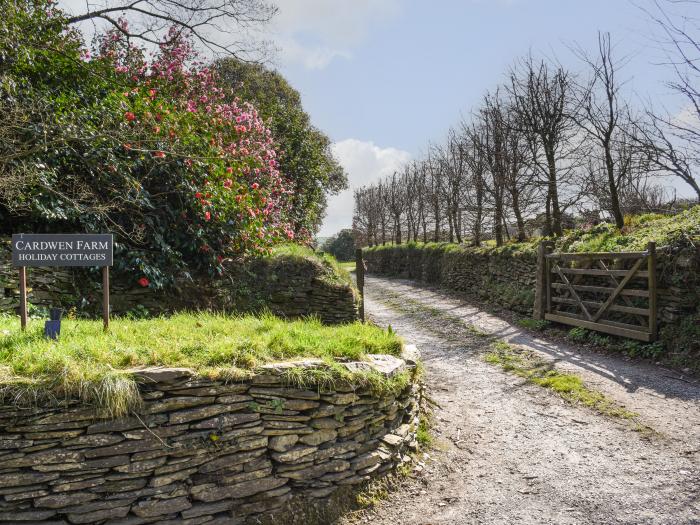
[223,179,233,189]
[124,111,136,122]
[137,277,150,287]
[226,166,233,174]
[251,183,259,190]
[204,211,211,221]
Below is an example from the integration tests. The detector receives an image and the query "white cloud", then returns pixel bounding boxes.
[319,139,410,237]
[269,0,401,69]
[671,104,700,129]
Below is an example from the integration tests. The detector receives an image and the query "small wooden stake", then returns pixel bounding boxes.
[19,266,27,331]
[102,266,110,331]
[355,248,365,322]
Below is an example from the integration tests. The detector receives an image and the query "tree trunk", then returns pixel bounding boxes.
[546,150,563,235]
[604,140,624,228]
[511,190,526,242]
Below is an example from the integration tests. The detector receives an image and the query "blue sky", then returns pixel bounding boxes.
[59,0,689,236]
[266,0,687,236]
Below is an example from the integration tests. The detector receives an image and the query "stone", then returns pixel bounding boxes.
[168,383,249,396]
[64,497,137,514]
[190,476,288,502]
[262,420,313,436]
[149,468,198,488]
[320,392,357,405]
[270,445,317,464]
[86,415,167,434]
[64,434,125,447]
[313,441,359,462]
[113,457,167,474]
[2,449,83,468]
[197,448,267,474]
[67,505,131,524]
[130,367,194,384]
[366,354,407,377]
[0,471,59,488]
[190,412,260,430]
[34,492,99,509]
[84,439,161,458]
[181,500,234,519]
[143,396,215,413]
[51,477,106,493]
[381,433,404,447]
[268,434,299,452]
[248,387,320,400]
[131,496,192,518]
[91,478,148,493]
[216,394,253,404]
[278,460,350,481]
[299,429,337,446]
[0,510,58,521]
[351,451,383,471]
[310,417,343,430]
[169,404,231,424]
[0,439,33,449]
[393,423,412,438]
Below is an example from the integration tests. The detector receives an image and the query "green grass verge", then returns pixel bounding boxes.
[485,341,641,423]
[0,312,403,416]
[272,244,354,289]
[363,205,700,256]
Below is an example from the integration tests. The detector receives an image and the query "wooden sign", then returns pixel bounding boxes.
[11,234,113,331]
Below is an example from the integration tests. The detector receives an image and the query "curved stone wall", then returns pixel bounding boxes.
[0,352,420,524]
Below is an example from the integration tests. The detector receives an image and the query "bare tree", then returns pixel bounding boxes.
[508,56,578,236]
[574,32,633,228]
[65,0,277,57]
[638,0,700,200]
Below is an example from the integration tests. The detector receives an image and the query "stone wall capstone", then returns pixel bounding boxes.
[0,350,421,524]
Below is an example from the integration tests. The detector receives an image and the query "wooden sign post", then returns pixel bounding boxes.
[11,234,114,331]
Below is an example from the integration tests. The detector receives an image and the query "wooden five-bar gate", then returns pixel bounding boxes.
[534,241,658,342]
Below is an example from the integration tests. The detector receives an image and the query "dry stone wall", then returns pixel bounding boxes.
[0,352,420,524]
[364,244,537,315]
[0,240,359,324]
[363,243,700,356]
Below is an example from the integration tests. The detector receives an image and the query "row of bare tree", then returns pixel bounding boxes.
[354,3,700,247]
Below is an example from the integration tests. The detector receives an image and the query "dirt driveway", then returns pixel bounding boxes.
[338,276,700,525]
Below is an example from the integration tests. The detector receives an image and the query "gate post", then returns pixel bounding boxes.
[533,241,552,320]
[355,248,365,322]
[647,241,657,341]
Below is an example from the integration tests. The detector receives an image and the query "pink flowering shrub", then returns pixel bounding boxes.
[90,26,297,282]
[2,2,299,289]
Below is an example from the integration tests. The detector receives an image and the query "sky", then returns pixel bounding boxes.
[58,0,691,237]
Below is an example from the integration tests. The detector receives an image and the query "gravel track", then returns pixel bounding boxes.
[337,276,700,525]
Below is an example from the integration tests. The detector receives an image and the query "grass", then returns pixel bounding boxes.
[338,261,356,273]
[271,244,355,289]
[517,318,549,331]
[485,341,642,423]
[416,413,432,447]
[0,312,403,416]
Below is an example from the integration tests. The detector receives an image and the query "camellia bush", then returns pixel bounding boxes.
[0,1,296,288]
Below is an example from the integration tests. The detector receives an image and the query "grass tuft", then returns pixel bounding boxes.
[485,341,640,422]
